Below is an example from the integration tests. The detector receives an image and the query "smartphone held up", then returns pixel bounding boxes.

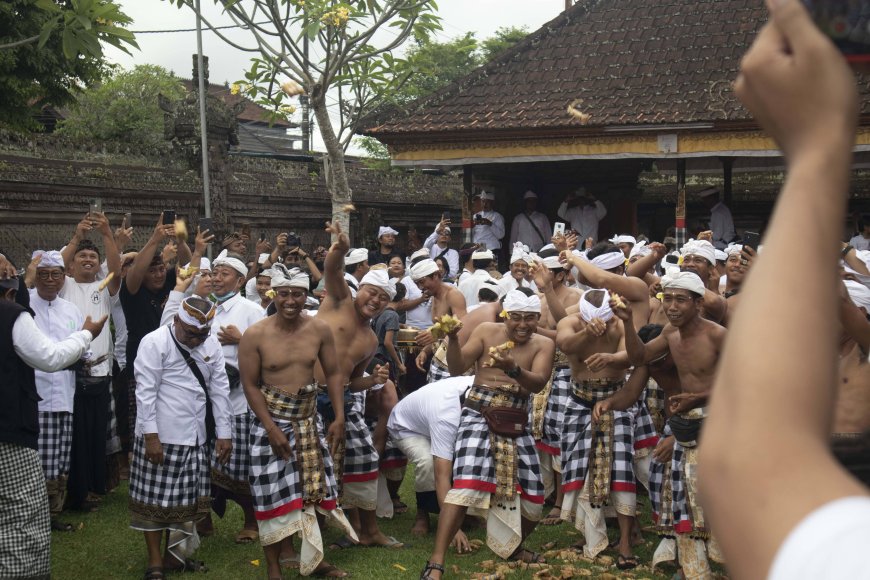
[803,0,870,62]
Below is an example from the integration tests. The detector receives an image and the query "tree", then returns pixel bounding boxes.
[479,26,528,61]
[0,0,138,131]
[56,65,187,148]
[166,0,441,235]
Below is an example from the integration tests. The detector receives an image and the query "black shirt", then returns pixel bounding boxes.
[368,249,406,267]
[120,269,176,369]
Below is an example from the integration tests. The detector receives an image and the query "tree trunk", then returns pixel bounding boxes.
[311,91,352,241]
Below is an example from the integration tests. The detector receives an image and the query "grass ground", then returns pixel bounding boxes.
[52,469,726,580]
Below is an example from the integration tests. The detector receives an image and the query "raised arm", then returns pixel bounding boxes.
[446,323,485,376]
[555,315,594,354]
[626,243,666,280]
[61,215,93,268]
[564,252,647,302]
[126,213,173,295]
[321,221,351,306]
[93,212,122,295]
[532,264,569,324]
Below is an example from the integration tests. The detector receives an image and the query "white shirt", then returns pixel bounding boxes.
[245,277,259,302]
[456,268,473,285]
[423,229,460,278]
[557,199,607,242]
[29,291,83,413]
[59,277,118,377]
[849,234,870,252]
[12,312,92,374]
[99,260,128,369]
[709,201,736,249]
[497,275,537,295]
[510,211,551,252]
[212,293,265,415]
[134,324,232,445]
[402,275,432,329]
[769,496,870,579]
[472,210,506,251]
[387,376,473,460]
[344,272,360,298]
[458,269,498,307]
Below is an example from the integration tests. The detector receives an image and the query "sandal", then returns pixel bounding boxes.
[617,554,639,570]
[509,546,546,564]
[51,519,75,532]
[392,499,408,514]
[143,567,164,580]
[420,561,444,580]
[279,553,300,569]
[329,536,356,550]
[311,563,350,577]
[234,528,259,544]
[539,509,563,526]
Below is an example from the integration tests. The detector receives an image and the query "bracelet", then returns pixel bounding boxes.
[505,365,521,379]
[842,245,854,257]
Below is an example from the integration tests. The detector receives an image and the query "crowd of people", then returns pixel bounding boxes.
[1,2,869,579]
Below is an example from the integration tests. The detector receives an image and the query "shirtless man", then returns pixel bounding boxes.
[535,250,581,336]
[240,265,354,579]
[556,289,638,567]
[420,289,555,580]
[314,222,399,549]
[411,257,466,328]
[619,271,726,579]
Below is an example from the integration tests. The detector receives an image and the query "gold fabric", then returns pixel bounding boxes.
[646,378,666,435]
[588,410,614,508]
[262,383,327,505]
[682,446,708,539]
[571,377,623,405]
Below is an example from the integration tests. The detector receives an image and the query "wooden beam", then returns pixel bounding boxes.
[463,165,474,245]
[676,159,687,249]
[720,156,734,207]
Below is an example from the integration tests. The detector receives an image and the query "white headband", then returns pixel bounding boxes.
[345,248,368,265]
[591,251,626,270]
[270,264,310,289]
[177,296,215,330]
[410,258,439,281]
[610,234,637,246]
[725,244,744,256]
[32,250,64,269]
[542,255,563,269]
[212,250,247,277]
[680,240,717,266]
[471,249,494,261]
[503,289,541,313]
[661,271,706,297]
[579,289,613,323]
[629,241,651,258]
[378,226,399,238]
[510,242,530,265]
[360,269,397,300]
[410,248,430,261]
[477,191,495,201]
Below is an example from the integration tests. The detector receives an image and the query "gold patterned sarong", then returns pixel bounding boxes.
[571,378,623,507]
[261,383,327,504]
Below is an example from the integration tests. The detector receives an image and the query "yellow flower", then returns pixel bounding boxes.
[499,309,508,319]
[230,83,241,95]
[677,255,684,266]
[279,104,297,116]
[266,289,276,299]
[656,292,664,301]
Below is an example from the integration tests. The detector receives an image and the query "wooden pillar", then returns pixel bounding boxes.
[720,156,734,208]
[676,159,687,250]
[463,165,474,245]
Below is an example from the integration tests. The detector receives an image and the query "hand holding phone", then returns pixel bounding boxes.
[742,231,761,252]
[198,217,213,235]
[553,222,566,237]
[89,198,103,217]
[162,210,176,226]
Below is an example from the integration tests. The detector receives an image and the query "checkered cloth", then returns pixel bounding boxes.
[106,390,121,455]
[452,385,544,503]
[670,439,709,538]
[38,411,73,481]
[561,380,636,505]
[631,401,660,451]
[343,394,379,482]
[364,417,408,478]
[649,424,672,527]
[129,436,211,523]
[427,357,453,383]
[0,442,51,578]
[537,364,571,456]
[645,379,667,435]
[212,411,252,495]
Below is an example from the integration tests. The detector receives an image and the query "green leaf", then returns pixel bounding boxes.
[37,17,58,49]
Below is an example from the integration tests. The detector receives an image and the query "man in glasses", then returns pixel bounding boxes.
[129,296,232,579]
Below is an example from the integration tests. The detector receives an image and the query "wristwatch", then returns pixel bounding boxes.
[842,245,854,257]
[505,366,521,379]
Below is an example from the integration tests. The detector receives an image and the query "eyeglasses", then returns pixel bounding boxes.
[36,271,64,281]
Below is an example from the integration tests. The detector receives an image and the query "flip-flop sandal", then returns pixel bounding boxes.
[311,563,351,578]
[143,566,165,580]
[279,554,300,569]
[509,547,545,564]
[234,529,259,544]
[617,554,639,570]
[329,536,356,550]
[420,561,444,580]
[392,500,408,514]
[539,510,563,526]
[51,520,75,532]
[366,536,405,549]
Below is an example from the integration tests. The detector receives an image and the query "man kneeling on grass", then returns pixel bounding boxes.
[129,296,233,580]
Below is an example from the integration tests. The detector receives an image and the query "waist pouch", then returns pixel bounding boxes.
[225,364,241,390]
[76,376,111,397]
[668,414,703,444]
[480,406,528,438]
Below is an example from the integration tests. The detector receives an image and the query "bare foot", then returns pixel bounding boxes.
[411,511,430,536]
[358,530,404,548]
[311,561,349,577]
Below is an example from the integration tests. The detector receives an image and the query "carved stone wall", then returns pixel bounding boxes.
[0,131,461,265]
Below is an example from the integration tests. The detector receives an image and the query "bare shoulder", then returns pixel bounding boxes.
[702,318,727,341]
[531,332,556,354]
[245,316,270,336]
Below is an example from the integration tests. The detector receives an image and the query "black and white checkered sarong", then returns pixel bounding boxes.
[344,393,379,482]
[129,436,210,523]
[427,357,452,384]
[38,411,73,481]
[649,424,672,525]
[212,411,252,495]
[631,401,660,451]
[451,388,544,503]
[537,365,571,456]
[561,382,635,497]
[0,442,50,578]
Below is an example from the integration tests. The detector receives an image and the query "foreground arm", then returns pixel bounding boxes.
[698,3,866,578]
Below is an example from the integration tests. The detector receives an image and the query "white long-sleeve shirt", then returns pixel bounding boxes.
[458,269,498,307]
[472,210,506,251]
[134,324,232,445]
[510,211,552,252]
[423,229,460,279]
[12,312,92,373]
[709,201,736,249]
[29,291,83,413]
[212,293,265,415]
[496,275,537,295]
[557,200,607,242]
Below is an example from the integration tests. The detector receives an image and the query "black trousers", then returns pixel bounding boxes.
[67,376,111,508]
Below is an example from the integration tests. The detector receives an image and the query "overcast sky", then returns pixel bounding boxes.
[105,1,566,153]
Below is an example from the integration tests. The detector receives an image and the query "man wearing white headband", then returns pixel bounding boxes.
[203,249,266,543]
[369,226,404,268]
[510,190,551,253]
[555,289,645,566]
[497,243,536,294]
[245,252,273,304]
[424,217,460,279]
[669,239,728,323]
[458,249,498,308]
[472,191,506,255]
[130,296,233,578]
[610,235,637,258]
[557,187,607,243]
[619,269,725,577]
[563,242,650,331]
[344,248,370,298]
[237,263,358,578]
[411,258,466,328]
[723,244,752,299]
[314,222,399,551]
[421,287,555,578]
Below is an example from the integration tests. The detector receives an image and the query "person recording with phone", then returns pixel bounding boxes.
[510,190,551,253]
[261,232,322,290]
[423,216,460,280]
[471,192,505,261]
[557,187,607,243]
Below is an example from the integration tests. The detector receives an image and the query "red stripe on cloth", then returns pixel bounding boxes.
[255,498,304,520]
[674,520,695,534]
[319,499,337,511]
[535,441,560,456]
[343,471,379,483]
[561,479,584,492]
[380,459,407,469]
[453,479,496,494]
[634,436,660,450]
[519,485,545,504]
[611,482,637,493]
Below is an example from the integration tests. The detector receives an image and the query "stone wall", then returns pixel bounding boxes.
[0,131,462,266]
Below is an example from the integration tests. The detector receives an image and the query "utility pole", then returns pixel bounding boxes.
[194,0,211,258]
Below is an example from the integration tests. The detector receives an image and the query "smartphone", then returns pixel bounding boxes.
[553,222,566,237]
[198,217,213,234]
[259,231,266,242]
[162,210,176,225]
[442,211,451,223]
[89,198,102,216]
[665,254,680,265]
[124,212,132,227]
[803,1,870,62]
[743,231,761,252]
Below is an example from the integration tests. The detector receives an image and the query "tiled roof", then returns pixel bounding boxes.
[363,0,864,137]
[179,79,295,128]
